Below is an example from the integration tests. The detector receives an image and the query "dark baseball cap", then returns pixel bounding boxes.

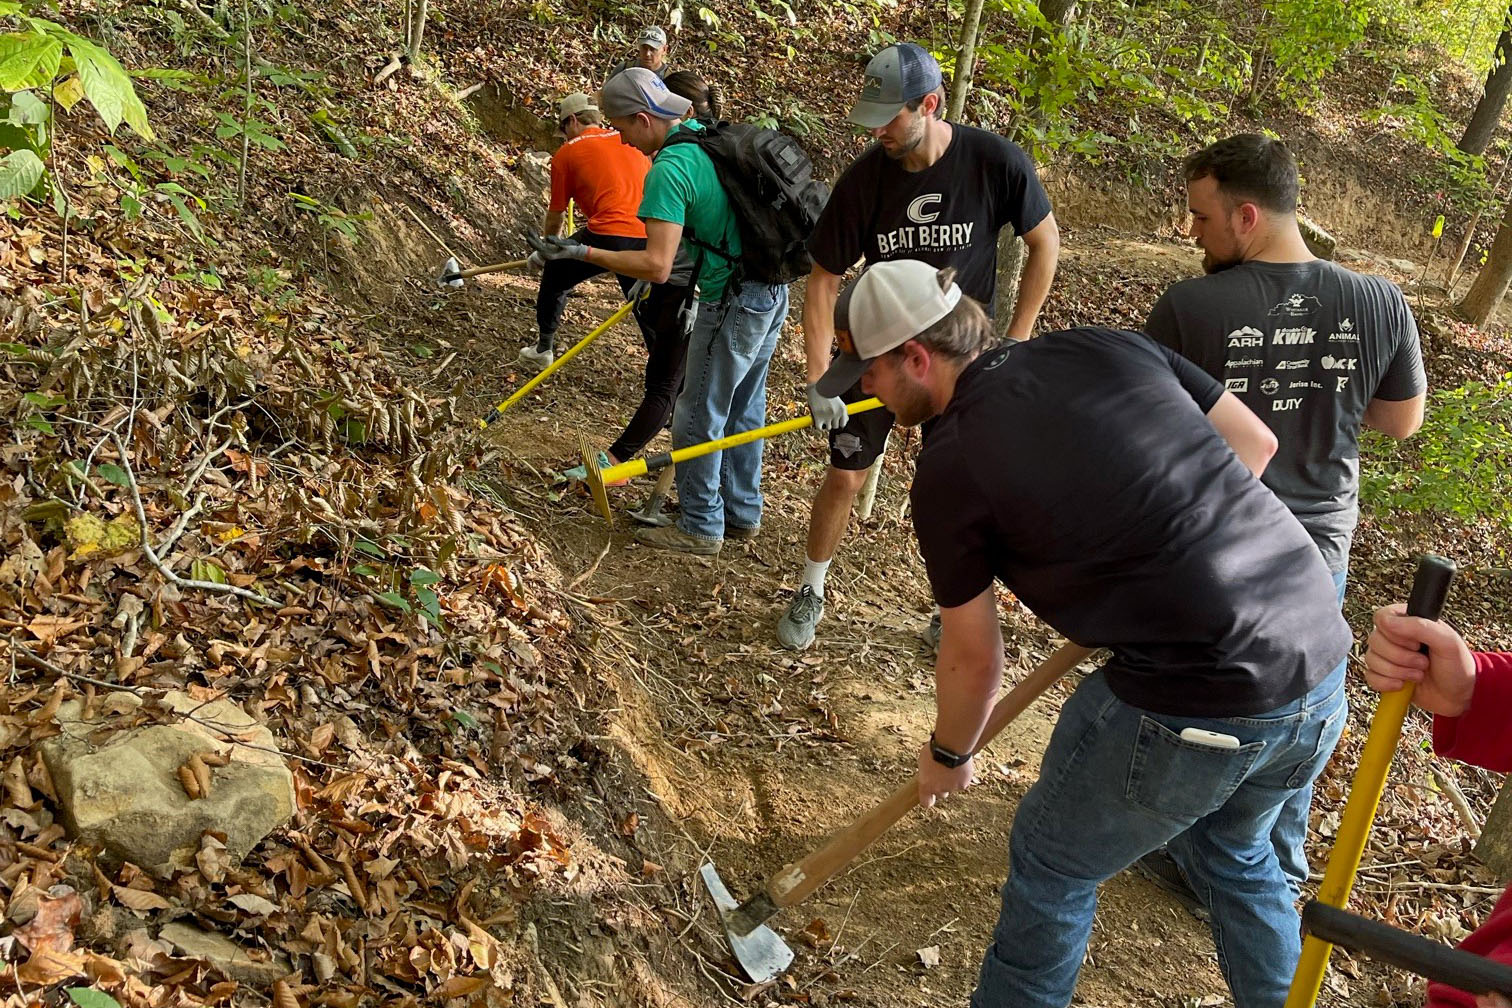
[848,43,943,129]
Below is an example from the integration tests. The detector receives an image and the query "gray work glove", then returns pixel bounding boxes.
[627,278,651,303]
[525,232,588,261]
[526,250,545,270]
[806,383,849,432]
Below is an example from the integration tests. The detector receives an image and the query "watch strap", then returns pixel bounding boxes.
[929,733,970,768]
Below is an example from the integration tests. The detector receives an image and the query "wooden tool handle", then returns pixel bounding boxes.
[456,258,529,279]
[766,641,1095,909]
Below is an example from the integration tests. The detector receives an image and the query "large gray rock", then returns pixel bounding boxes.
[1298,213,1337,261]
[158,922,290,983]
[41,691,294,878]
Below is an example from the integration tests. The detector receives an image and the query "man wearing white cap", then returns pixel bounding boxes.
[607,26,672,81]
[775,42,1060,652]
[825,258,1351,1008]
[528,68,789,555]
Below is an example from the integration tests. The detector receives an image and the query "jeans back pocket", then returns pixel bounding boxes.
[1126,717,1266,822]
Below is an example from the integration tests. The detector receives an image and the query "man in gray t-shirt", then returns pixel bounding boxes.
[1143,132,1426,901]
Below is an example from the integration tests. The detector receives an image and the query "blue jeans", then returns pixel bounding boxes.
[671,282,788,541]
[973,664,1347,1008]
[1269,567,1349,896]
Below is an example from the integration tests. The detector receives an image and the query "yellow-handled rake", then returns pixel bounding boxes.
[1283,554,1457,1008]
[476,297,638,431]
[579,398,886,524]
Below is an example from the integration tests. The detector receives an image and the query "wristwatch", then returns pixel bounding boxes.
[928,733,971,768]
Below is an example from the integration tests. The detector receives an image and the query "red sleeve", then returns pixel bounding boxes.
[548,148,573,214]
[1432,651,1512,772]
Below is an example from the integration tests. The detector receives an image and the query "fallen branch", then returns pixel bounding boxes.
[112,433,278,607]
[1431,763,1483,841]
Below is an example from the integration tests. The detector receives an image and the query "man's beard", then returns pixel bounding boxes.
[887,381,936,426]
[1202,249,1242,274]
[882,119,927,160]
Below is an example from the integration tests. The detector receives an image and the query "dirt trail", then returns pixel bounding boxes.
[382,228,1325,1008]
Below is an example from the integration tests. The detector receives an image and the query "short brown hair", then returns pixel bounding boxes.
[896,267,996,361]
[1184,133,1298,214]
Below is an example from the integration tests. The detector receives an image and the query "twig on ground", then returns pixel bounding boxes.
[113,432,278,607]
[1431,764,1482,840]
[566,538,611,592]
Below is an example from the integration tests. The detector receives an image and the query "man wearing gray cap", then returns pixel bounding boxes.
[528,68,790,555]
[775,42,1060,651]
[607,26,672,82]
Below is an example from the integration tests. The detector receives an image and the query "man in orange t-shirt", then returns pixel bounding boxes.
[521,92,663,371]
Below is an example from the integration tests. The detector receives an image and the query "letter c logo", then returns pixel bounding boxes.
[907,193,942,224]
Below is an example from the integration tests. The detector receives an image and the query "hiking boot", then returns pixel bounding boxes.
[726,523,760,541]
[517,346,553,372]
[777,586,825,650]
[921,611,942,655]
[1133,848,1210,921]
[634,524,721,555]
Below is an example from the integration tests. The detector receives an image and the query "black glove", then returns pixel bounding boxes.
[525,233,588,261]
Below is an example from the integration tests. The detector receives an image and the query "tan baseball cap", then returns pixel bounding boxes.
[557,92,598,119]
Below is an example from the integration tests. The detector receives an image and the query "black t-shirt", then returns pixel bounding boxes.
[912,327,1351,718]
[807,124,1051,307]
[1146,260,1425,572]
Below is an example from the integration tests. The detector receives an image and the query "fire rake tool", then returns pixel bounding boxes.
[476,295,639,431]
[437,256,531,288]
[701,641,1096,983]
[1284,553,1456,1008]
[1300,901,1512,1000]
[577,398,885,524]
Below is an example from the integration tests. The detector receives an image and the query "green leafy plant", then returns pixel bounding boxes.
[0,2,153,198]
[1362,375,1512,528]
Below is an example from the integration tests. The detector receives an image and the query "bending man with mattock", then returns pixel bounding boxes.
[821,258,1350,1008]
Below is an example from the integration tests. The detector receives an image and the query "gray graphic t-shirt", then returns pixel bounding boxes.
[1145,259,1425,572]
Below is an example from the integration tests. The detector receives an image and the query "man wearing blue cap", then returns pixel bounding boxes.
[776,42,1062,652]
[528,68,789,555]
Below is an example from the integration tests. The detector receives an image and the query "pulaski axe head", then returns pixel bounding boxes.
[580,437,613,525]
[436,256,464,290]
[699,863,793,984]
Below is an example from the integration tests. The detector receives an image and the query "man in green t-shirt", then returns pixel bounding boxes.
[528,68,790,556]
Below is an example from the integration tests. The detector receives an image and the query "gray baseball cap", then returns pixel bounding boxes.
[601,67,692,120]
[847,43,944,129]
[636,26,668,47]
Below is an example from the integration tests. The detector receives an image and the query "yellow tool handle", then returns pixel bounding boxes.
[598,398,885,484]
[1284,554,1456,1008]
[477,299,636,428]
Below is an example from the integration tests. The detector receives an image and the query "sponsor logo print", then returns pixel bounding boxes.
[906,193,943,224]
[1225,377,1249,392]
[833,432,864,458]
[1227,326,1264,348]
[1288,380,1311,389]
[1339,317,1354,331]
[1273,327,1315,345]
[1272,397,1305,412]
[1268,293,1323,317]
[1260,378,1280,395]
[1321,355,1357,370]
[1336,376,1350,391]
[1225,358,1263,368]
[1275,359,1309,370]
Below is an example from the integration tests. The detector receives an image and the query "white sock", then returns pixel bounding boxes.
[801,557,830,597]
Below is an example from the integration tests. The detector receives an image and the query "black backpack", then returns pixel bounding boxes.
[662,120,829,287]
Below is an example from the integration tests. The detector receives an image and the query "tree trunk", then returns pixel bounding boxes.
[1031,0,1078,53]
[408,0,429,62]
[947,0,987,121]
[993,229,1026,338]
[1475,779,1512,879]
[1458,192,1512,325]
[1459,11,1512,157]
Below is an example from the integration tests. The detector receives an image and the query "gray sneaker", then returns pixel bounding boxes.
[517,345,553,372]
[777,586,825,650]
[922,611,942,654]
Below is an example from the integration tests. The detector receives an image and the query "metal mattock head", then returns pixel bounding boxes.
[581,437,613,525]
[437,256,464,289]
[698,863,794,984]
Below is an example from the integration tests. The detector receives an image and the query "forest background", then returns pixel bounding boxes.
[4,0,1512,1006]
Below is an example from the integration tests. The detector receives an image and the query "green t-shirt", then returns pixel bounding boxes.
[639,120,742,303]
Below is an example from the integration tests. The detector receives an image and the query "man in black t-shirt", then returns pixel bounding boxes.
[817,258,1350,1008]
[1144,133,1425,902]
[774,42,1060,652]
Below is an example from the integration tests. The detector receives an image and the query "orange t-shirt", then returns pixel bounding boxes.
[549,126,651,239]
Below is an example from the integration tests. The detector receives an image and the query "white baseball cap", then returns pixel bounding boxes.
[817,259,962,396]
